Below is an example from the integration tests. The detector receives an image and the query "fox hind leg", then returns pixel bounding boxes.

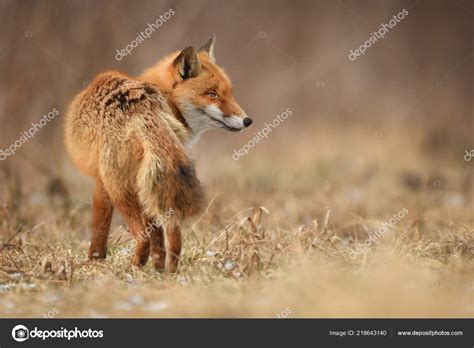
[112,196,151,267]
[89,178,114,260]
[165,222,182,273]
[147,220,166,272]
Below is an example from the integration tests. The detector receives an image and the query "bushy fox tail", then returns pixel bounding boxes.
[134,90,205,221]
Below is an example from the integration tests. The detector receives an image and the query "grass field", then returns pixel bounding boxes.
[0,120,472,318]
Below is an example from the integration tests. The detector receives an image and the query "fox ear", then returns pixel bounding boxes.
[173,46,202,79]
[198,35,216,63]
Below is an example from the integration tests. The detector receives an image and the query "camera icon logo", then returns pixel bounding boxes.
[12,325,29,342]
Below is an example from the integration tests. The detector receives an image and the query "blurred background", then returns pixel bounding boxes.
[0,0,472,156]
[0,0,472,226]
[0,0,472,221]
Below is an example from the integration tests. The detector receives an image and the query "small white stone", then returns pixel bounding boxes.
[129,295,144,305]
[224,261,235,271]
[145,301,169,311]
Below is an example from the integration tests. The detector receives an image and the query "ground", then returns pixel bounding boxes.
[0,120,472,318]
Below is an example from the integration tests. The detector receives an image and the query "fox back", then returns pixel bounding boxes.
[64,70,205,220]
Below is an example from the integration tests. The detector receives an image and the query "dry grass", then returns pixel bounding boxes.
[0,121,472,318]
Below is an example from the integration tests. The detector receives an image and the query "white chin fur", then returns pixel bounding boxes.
[204,105,245,130]
[179,101,245,135]
[179,101,243,148]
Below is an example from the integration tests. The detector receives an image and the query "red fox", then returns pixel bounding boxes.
[64,36,252,273]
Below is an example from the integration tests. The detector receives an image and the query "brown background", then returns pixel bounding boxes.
[0,0,472,175]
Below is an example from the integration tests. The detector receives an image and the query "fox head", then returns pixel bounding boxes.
[142,36,252,140]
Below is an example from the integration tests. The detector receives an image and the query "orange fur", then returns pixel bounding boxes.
[140,51,246,123]
[64,37,250,272]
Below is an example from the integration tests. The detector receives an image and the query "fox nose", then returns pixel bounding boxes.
[243,117,253,127]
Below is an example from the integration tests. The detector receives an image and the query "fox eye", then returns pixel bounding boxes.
[206,92,218,99]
